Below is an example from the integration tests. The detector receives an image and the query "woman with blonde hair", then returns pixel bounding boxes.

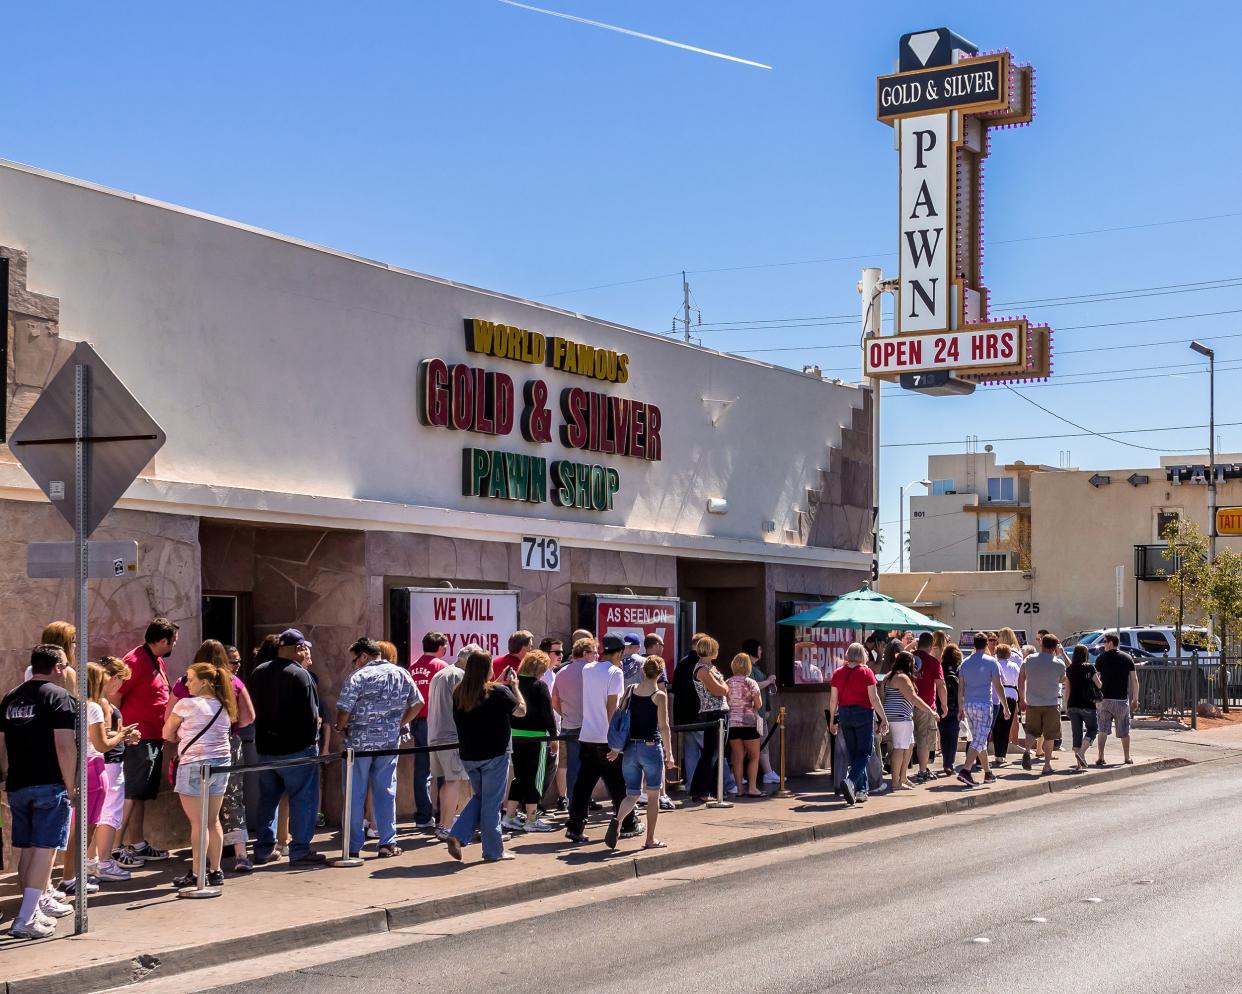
[502,650,559,833]
[163,646,238,888]
[998,627,1021,651]
[688,636,730,802]
[90,658,140,883]
[931,630,948,659]
[60,662,139,896]
[725,654,764,798]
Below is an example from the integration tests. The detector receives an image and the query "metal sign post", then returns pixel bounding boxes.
[8,342,167,935]
[73,364,90,933]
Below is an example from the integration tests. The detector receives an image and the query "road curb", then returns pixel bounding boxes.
[5,756,1193,994]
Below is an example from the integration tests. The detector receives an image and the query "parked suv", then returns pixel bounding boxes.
[1104,626,1219,662]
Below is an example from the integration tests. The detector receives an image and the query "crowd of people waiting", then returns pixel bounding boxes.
[0,619,787,938]
[828,627,1140,805]
[0,614,1141,938]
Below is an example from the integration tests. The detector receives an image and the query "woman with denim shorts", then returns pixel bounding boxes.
[606,656,674,851]
[163,655,237,888]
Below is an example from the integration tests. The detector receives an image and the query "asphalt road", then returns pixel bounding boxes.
[210,757,1242,994]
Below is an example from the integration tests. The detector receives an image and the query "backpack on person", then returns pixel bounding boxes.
[607,687,634,752]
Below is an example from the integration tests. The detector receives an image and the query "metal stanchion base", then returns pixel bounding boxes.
[333,856,364,867]
[705,799,734,808]
[177,886,222,899]
[772,788,796,798]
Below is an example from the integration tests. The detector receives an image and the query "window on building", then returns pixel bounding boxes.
[931,479,955,496]
[987,477,1015,502]
[978,553,1010,571]
[1155,510,1180,542]
[977,529,991,544]
[996,514,1015,542]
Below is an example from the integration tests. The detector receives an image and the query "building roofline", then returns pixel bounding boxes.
[0,156,864,393]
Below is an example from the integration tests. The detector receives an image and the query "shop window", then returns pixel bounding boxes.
[987,477,1015,502]
[931,479,955,496]
[978,553,1009,571]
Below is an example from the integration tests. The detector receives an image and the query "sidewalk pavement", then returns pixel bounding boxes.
[1,725,1235,994]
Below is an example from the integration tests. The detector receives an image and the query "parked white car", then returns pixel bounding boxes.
[1100,626,1219,662]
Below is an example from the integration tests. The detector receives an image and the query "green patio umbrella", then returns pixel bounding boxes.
[777,587,951,631]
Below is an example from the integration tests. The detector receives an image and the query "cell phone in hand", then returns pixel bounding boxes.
[502,666,516,682]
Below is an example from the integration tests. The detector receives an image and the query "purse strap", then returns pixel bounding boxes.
[179,700,225,760]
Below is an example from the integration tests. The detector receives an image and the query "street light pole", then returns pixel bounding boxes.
[899,478,932,573]
[1191,341,1217,667]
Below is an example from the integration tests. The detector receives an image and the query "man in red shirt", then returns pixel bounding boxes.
[911,632,948,783]
[407,632,445,829]
[115,617,179,866]
[490,630,533,681]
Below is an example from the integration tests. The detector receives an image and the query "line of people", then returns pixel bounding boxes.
[0,618,777,937]
[829,628,1140,804]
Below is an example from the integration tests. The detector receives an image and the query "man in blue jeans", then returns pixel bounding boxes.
[337,638,424,856]
[249,630,329,865]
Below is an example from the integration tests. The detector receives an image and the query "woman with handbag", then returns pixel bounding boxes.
[606,655,674,850]
[1065,644,1103,772]
[163,659,237,888]
[688,636,730,802]
[725,654,764,798]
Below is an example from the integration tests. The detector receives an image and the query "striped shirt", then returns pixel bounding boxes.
[882,681,913,722]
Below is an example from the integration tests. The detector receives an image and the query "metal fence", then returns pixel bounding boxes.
[1135,655,1242,719]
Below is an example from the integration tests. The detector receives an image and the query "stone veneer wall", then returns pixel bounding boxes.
[0,503,201,861]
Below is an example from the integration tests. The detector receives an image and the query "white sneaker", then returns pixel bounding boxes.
[500,816,528,832]
[95,860,132,882]
[363,821,379,840]
[637,793,649,804]
[46,886,67,902]
[9,917,56,939]
[527,817,559,833]
[39,895,73,918]
[762,770,781,784]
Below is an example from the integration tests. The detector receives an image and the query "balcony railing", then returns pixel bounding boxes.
[1135,543,1181,581]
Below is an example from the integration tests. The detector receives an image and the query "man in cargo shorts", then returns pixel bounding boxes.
[1094,632,1138,766]
[1018,633,1069,776]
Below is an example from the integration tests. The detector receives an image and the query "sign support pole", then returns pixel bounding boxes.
[73,363,90,935]
[860,268,882,586]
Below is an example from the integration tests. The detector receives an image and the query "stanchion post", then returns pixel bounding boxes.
[705,719,733,809]
[334,748,364,867]
[178,763,221,899]
[773,706,795,798]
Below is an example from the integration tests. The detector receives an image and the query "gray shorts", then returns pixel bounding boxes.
[1097,699,1131,738]
[428,745,467,781]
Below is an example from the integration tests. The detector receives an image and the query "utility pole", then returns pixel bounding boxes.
[682,271,692,343]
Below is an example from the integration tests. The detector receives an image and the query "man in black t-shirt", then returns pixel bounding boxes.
[248,629,328,866]
[1094,634,1139,766]
[0,644,78,938]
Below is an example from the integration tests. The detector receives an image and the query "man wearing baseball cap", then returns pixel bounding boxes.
[565,634,639,843]
[620,633,646,689]
[249,630,328,865]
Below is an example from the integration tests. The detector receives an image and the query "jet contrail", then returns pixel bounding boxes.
[495,0,772,70]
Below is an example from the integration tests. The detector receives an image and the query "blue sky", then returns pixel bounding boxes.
[6,1,1240,567]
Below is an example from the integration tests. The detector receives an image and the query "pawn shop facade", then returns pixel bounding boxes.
[0,159,872,823]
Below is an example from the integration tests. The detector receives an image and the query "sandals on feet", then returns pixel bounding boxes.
[377,844,403,858]
[643,839,668,849]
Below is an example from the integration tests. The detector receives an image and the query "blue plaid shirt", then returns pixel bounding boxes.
[337,660,423,750]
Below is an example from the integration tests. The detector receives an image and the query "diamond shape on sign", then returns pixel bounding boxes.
[8,341,166,538]
[906,31,941,67]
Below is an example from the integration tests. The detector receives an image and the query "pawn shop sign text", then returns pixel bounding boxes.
[864,323,1026,379]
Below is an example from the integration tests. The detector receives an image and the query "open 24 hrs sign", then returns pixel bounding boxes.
[864,321,1027,379]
